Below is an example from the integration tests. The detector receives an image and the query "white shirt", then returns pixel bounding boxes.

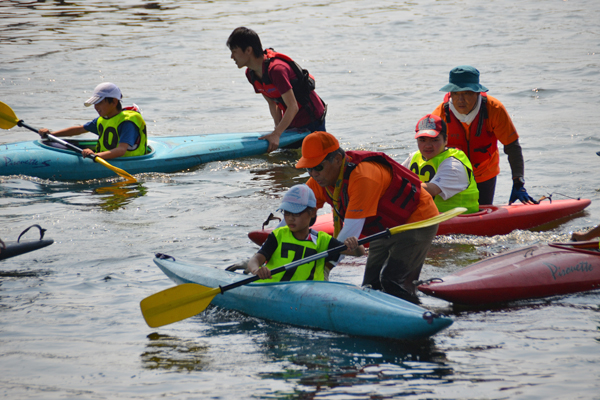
[402,153,470,200]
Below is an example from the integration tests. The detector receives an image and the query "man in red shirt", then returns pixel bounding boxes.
[227,27,326,152]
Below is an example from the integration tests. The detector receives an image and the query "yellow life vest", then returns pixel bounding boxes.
[259,227,333,282]
[95,110,147,157]
[410,148,480,214]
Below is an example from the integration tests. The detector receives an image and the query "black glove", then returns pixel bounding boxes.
[509,177,537,205]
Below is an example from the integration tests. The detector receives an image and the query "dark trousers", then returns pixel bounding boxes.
[301,116,326,133]
[281,117,326,150]
[477,176,497,205]
[362,224,438,302]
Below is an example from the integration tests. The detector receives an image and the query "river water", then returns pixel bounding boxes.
[1,0,599,399]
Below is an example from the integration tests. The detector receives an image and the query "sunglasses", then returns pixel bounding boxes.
[306,159,329,173]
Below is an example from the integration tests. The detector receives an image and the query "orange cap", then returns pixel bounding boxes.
[296,131,340,168]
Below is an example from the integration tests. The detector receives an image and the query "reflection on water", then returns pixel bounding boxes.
[1,0,179,35]
[0,269,51,278]
[248,150,307,191]
[258,329,452,398]
[93,181,147,211]
[179,305,454,397]
[141,332,210,372]
[0,177,147,211]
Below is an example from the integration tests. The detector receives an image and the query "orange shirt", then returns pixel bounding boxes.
[307,161,438,224]
[432,95,519,183]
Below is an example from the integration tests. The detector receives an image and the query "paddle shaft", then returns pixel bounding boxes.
[17,120,97,161]
[219,229,391,293]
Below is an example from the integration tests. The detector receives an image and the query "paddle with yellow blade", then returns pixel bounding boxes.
[141,207,467,328]
[0,101,136,182]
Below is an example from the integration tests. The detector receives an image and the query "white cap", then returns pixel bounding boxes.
[277,184,317,214]
[84,82,122,107]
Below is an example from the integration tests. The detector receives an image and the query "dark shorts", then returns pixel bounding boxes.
[299,114,326,133]
[362,223,438,301]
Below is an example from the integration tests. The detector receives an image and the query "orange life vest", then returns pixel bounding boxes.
[321,151,422,236]
[442,92,498,171]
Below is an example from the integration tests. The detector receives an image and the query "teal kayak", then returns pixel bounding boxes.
[0,130,308,181]
[153,255,453,340]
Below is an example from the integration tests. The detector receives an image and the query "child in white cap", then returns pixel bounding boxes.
[247,184,364,282]
[38,82,147,160]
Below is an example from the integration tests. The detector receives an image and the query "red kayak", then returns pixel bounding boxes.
[248,199,591,245]
[417,241,600,305]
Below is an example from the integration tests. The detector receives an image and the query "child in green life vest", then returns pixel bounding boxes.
[401,114,480,214]
[38,82,147,160]
[247,184,365,282]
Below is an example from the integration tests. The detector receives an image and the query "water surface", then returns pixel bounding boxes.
[1,1,599,398]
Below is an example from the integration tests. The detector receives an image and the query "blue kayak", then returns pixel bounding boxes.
[153,256,453,340]
[0,130,308,181]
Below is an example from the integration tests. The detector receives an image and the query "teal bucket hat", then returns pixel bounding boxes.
[440,65,489,93]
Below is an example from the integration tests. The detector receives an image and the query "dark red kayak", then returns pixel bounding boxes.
[417,241,600,305]
[248,199,591,245]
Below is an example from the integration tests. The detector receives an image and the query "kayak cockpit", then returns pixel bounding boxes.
[39,138,154,157]
[549,241,600,255]
[456,205,499,217]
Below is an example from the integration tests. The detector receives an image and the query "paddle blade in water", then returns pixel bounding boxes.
[140,283,221,328]
[0,101,19,129]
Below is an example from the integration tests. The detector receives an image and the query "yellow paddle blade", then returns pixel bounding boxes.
[140,283,222,328]
[93,156,137,183]
[389,207,466,235]
[0,101,19,129]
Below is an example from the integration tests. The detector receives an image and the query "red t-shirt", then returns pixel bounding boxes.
[246,58,324,128]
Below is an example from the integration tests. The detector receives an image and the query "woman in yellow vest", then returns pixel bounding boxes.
[247,184,365,282]
[38,82,147,160]
[401,114,480,214]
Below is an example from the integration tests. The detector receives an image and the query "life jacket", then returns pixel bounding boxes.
[260,227,332,282]
[247,48,322,120]
[95,109,147,157]
[442,92,497,171]
[410,148,479,214]
[322,151,422,236]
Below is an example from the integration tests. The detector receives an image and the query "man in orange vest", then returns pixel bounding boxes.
[297,131,439,303]
[227,27,326,153]
[431,66,536,205]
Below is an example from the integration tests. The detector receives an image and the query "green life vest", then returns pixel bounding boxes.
[410,148,480,214]
[95,110,147,157]
[260,227,333,283]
